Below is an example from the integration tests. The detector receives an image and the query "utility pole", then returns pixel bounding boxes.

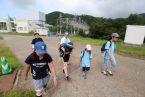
[59,14,62,35]
[66,18,69,33]
[73,15,76,35]
[57,19,58,34]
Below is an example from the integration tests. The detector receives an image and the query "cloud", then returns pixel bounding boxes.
[9,0,36,8]
[5,0,145,18]
[95,0,145,18]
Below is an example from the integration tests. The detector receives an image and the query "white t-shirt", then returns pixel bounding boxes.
[60,37,71,44]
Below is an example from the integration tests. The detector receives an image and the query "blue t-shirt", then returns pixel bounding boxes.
[103,41,116,58]
[80,50,92,67]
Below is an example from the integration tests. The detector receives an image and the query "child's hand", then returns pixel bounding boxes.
[110,57,113,62]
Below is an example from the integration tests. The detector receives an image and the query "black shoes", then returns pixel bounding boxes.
[66,76,71,81]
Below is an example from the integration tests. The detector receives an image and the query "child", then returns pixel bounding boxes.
[80,44,92,79]
[60,32,71,45]
[31,32,43,50]
[102,33,119,76]
[24,42,58,97]
[59,42,74,81]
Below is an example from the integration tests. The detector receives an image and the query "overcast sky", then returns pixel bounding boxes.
[0,0,145,19]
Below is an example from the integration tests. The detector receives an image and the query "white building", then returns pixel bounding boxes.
[124,25,145,45]
[15,11,49,35]
[0,11,49,35]
[0,17,15,33]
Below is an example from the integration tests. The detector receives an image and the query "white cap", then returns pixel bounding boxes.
[65,32,68,35]
[85,44,92,51]
[111,33,119,37]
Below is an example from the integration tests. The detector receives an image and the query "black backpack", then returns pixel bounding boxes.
[101,41,112,53]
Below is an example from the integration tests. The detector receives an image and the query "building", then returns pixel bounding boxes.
[0,11,49,35]
[124,25,145,45]
[0,17,15,33]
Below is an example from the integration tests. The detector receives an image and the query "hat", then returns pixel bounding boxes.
[34,42,47,54]
[34,32,39,36]
[111,33,119,38]
[85,44,92,51]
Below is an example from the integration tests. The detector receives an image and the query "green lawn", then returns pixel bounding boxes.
[70,35,106,46]
[0,38,22,75]
[0,37,35,96]
[0,89,35,97]
[70,35,145,58]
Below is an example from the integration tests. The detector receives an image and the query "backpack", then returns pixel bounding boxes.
[101,41,112,53]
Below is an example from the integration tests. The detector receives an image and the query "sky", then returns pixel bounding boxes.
[0,0,145,19]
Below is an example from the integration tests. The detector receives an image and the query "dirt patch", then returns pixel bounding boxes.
[0,69,18,93]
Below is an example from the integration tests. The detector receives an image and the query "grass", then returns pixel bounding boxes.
[70,35,106,46]
[70,35,145,58]
[116,42,145,57]
[0,37,35,97]
[0,89,35,97]
[0,38,22,75]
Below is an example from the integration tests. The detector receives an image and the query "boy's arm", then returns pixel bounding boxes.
[106,50,113,61]
[48,61,58,87]
[24,64,31,80]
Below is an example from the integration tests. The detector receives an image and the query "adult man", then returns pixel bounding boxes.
[59,42,74,81]
[102,33,119,76]
[60,32,71,44]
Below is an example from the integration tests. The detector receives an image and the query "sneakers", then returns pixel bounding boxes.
[66,76,71,81]
[102,70,113,76]
[102,71,107,75]
[107,70,113,76]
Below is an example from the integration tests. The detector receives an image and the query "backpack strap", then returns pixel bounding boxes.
[105,40,112,56]
[109,40,112,48]
[81,50,85,58]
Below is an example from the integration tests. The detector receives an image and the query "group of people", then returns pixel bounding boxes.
[24,32,119,97]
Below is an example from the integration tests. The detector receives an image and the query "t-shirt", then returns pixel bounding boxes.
[25,52,53,80]
[80,50,92,67]
[103,41,116,59]
[31,38,43,45]
[60,37,70,44]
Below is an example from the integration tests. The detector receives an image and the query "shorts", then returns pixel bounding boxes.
[33,75,50,91]
[63,54,70,62]
[82,67,90,71]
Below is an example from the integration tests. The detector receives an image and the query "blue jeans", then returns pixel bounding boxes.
[102,56,117,70]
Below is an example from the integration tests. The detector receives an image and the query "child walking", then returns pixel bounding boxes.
[24,42,58,97]
[80,44,92,79]
[59,42,74,81]
[31,32,43,50]
[102,33,119,76]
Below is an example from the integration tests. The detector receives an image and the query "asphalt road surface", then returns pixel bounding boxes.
[2,35,145,97]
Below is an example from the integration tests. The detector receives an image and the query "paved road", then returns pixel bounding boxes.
[2,35,145,97]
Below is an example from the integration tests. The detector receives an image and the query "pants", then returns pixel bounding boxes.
[33,75,49,91]
[102,56,117,70]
